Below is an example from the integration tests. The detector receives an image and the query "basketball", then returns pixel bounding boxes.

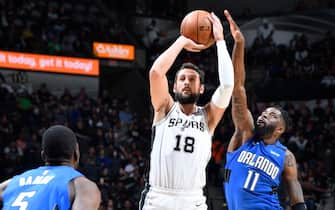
[180,10,214,47]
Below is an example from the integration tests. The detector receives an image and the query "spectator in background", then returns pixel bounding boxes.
[119,104,133,125]
[294,45,309,66]
[257,18,275,44]
[123,199,136,210]
[143,19,161,48]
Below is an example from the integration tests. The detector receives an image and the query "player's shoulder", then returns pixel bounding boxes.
[283,148,298,167]
[15,167,41,177]
[73,176,101,197]
[0,179,12,193]
[74,176,99,189]
[273,140,287,152]
[68,176,98,205]
[282,149,299,176]
[284,148,295,158]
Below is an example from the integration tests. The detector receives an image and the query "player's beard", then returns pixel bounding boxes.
[175,92,200,104]
[255,124,276,139]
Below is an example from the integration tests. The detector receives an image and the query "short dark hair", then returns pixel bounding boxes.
[174,62,205,84]
[274,105,292,132]
[42,125,77,163]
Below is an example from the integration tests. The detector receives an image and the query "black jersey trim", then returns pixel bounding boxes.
[139,183,151,210]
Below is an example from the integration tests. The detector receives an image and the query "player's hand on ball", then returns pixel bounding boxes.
[224,10,245,43]
[180,36,207,52]
[208,12,224,41]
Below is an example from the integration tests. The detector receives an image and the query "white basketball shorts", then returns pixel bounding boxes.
[139,185,207,210]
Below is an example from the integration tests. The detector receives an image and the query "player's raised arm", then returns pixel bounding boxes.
[149,36,206,115]
[224,10,254,152]
[206,12,234,134]
[72,177,101,210]
[283,150,306,210]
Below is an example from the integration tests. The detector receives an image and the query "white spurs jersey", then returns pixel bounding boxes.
[148,103,212,190]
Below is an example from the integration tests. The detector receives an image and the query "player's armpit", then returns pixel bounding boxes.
[206,101,227,134]
[283,150,305,206]
[227,130,243,152]
[72,177,101,210]
[227,87,254,152]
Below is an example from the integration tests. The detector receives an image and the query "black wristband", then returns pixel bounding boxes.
[292,202,307,210]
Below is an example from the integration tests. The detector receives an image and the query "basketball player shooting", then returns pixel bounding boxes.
[139,12,234,210]
[222,10,306,210]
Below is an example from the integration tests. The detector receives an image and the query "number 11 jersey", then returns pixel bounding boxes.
[148,103,212,190]
[224,137,287,210]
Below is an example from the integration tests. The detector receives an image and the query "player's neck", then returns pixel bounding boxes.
[262,136,277,145]
[45,161,74,167]
[179,103,196,115]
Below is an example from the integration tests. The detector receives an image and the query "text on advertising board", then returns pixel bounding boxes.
[0,51,99,76]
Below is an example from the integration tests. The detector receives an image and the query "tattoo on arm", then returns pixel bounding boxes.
[232,90,253,130]
[286,153,295,167]
[233,96,245,120]
[284,152,305,204]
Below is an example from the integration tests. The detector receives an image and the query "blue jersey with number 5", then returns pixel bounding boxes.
[224,137,286,210]
[2,165,83,210]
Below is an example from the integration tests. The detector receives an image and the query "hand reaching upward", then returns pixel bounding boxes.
[224,10,245,43]
[208,12,224,41]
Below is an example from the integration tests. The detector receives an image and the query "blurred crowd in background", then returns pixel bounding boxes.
[248,27,335,82]
[0,84,151,209]
[0,0,124,57]
[1,81,334,209]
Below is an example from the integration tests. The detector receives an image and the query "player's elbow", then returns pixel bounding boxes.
[221,85,234,95]
[149,68,164,80]
[235,37,245,45]
[233,85,246,94]
[211,86,233,109]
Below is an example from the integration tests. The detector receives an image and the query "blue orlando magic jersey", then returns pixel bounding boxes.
[2,165,83,210]
[224,137,286,210]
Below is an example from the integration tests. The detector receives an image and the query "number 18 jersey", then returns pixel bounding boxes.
[148,103,212,190]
